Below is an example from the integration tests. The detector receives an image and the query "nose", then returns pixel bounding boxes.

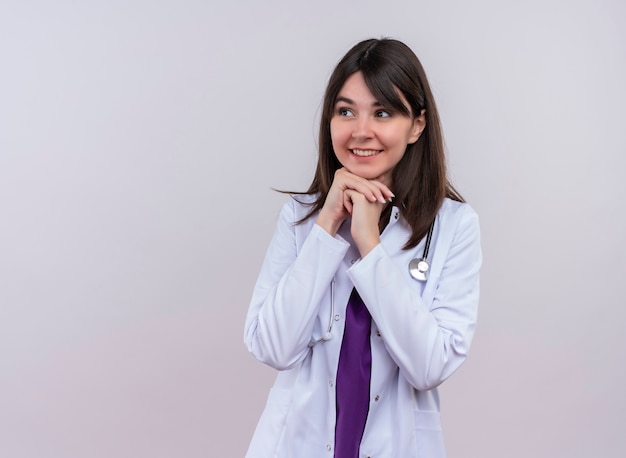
[352,116,374,140]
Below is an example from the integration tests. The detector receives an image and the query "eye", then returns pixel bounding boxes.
[337,107,354,117]
[375,110,391,118]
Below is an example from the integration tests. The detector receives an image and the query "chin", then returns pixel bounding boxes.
[348,168,386,182]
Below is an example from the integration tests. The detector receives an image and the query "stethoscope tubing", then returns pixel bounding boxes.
[309,217,436,347]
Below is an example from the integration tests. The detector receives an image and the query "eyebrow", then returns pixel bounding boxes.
[335,96,383,107]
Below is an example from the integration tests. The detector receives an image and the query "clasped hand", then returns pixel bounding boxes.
[315,168,393,258]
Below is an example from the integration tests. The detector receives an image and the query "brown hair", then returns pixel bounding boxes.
[292,38,463,249]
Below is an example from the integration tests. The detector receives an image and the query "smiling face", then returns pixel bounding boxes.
[329,71,425,187]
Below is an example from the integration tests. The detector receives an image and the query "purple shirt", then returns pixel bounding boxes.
[334,288,372,458]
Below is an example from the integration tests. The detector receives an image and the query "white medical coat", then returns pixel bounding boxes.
[244,195,481,458]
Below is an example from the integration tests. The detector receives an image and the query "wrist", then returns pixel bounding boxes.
[356,236,380,258]
[315,213,341,237]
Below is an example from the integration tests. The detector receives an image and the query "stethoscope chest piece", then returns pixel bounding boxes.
[408,218,436,283]
[409,258,429,281]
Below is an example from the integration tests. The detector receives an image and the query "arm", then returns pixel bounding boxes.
[244,199,349,370]
[348,205,481,391]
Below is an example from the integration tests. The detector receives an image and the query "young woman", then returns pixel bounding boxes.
[244,38,481,458]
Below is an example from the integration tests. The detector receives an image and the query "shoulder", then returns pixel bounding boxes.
[438,198,479,224]
[436,198,480,244]
[279,193,319,223]
[289,193,318,206]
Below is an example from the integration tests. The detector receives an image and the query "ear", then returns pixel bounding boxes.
[408,109,427,144]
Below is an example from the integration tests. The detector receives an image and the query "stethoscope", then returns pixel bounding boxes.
[408,218,435,281]
[308,218,436,347]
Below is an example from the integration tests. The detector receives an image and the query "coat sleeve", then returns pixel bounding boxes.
[244,199,349,370]
[348,204,481,391]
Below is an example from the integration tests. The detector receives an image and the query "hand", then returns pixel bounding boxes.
[344,189,385,257]
[315,168,393,237]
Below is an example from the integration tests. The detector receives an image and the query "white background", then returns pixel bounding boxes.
[1,0,625,456]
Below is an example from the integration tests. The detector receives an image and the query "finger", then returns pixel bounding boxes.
[360,173,394,201]
[368,179,395,203]
[340,169,394,202]
[353,180,392,204]
[344,188,374,210]
[343,189,354,214]
[336,171,388,204]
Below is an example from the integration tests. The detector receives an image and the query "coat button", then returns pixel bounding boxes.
[326,444,332,451]
[374,395,380,402]
[334,314,340,321]
[376,330,381,337]
[329,380,334,388]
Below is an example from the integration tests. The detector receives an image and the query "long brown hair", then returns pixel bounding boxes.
[291,38,463,249]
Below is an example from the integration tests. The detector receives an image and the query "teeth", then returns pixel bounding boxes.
[352,149,380,157]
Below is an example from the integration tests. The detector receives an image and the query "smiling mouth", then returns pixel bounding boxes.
[351,149,382,157]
